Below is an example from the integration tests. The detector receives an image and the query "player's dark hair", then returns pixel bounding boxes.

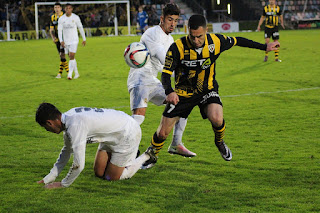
[54,2,61,7]
[65,3,73,7]
[35,103,61,126]
[188,14,207,30]
[162,3,180,18]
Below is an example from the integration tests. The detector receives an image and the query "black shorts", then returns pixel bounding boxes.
[163,89,223,119]
[264,26,279,40]
[55,41,65,54]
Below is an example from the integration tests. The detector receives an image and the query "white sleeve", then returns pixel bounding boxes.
[76,15,86,41]
[60,121,87,187]
[60,142,86,187]
[58,18,63,42]
[42,132,72,184]
[141,31,166,65]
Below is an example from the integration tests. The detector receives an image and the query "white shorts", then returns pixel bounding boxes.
[97,121,141,167]
[129,82,166,111]
[65,43,78,54]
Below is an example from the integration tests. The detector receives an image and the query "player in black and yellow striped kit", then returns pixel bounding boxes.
[257,0,285,62]
[50,2,69,78]
[142,15,280,167]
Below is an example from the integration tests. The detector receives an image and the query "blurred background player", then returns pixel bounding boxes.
[36,103,157,189]
[50,2,69,79]
[257,0,285,62]
[127,3,196,165]
[136,5,148,35]
[143,14,280,167]
[58,3,86,80]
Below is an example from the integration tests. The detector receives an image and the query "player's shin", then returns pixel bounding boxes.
[151,132,166,156]
[119,153,149,180]
[171,117,187,146]
[62,58,69,73]
[68,60,74,79]
[213,120,226,143]
[59,60,63,74]
[275,49,279,60]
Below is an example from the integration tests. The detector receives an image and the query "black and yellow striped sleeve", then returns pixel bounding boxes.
[50,15,54,28]
[215,34,237,53]
[162,42,181,95]
[162,42,180,75]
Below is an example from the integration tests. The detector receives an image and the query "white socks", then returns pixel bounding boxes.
[132,114,145,125]
[68,59,78,78]
[119,153,149,180]
[171,117,188,146]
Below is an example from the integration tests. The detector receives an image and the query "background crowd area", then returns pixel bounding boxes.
[1,0,320,34]
[0,0,175,33]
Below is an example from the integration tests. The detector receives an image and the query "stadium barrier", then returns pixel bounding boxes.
[0,26,135,41]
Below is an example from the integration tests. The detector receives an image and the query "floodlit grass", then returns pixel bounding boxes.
[0,29,319,212]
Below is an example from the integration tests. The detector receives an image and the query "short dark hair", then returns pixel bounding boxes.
[54,2,61,7]
[65,3,73,7]
[188,14,207,30]
[162,3,180,18]
[35,103,61,126]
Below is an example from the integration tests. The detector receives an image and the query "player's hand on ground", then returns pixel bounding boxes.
[166,92,179,105]
[82,41,86,46]
[44,182,63,189]
[266,41,280,52]
[37,179,44,184]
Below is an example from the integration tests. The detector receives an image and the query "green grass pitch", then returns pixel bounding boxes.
[0,29,319,212]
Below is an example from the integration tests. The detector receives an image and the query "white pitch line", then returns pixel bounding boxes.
[1,87,319,120]
[222,87,320,98]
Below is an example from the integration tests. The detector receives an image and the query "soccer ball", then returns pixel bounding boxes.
[124,42,150,68]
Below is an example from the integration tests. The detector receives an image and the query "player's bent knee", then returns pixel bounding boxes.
[94,167,105,178]
[209,116,223,127]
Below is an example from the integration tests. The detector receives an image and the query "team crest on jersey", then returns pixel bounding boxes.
[208,44,215,53]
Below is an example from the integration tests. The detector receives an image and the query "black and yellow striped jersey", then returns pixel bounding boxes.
[163,34,237,98]
[262,5,282,28]
[50,12,63,41]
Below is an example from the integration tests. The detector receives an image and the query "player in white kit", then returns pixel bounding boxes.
[127,3,196,162]
[58,3,86,80]
[35,103,156,189]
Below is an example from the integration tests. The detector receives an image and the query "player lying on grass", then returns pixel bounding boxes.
[35,103,157,189]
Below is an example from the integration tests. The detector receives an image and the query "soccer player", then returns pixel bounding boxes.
[58,3,86,80]
[143,15,280,167]
[50,2,69,79]
[257,0,285,62]
[36,103,157,189]
[127,3,196,163]
[136,6,148,34]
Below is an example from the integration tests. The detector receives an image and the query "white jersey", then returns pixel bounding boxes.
[127,25,174,90]
[42,107,139,187]
[58,13,86,45]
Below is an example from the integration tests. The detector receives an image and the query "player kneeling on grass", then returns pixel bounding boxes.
[35,103,157,189]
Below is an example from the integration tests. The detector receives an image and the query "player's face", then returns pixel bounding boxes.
[188,26,207,49]
[42,120,63,134]
[54,5,62,14]
[65,5,73,16]
[160,15,179,34]
[269,0,275,5]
